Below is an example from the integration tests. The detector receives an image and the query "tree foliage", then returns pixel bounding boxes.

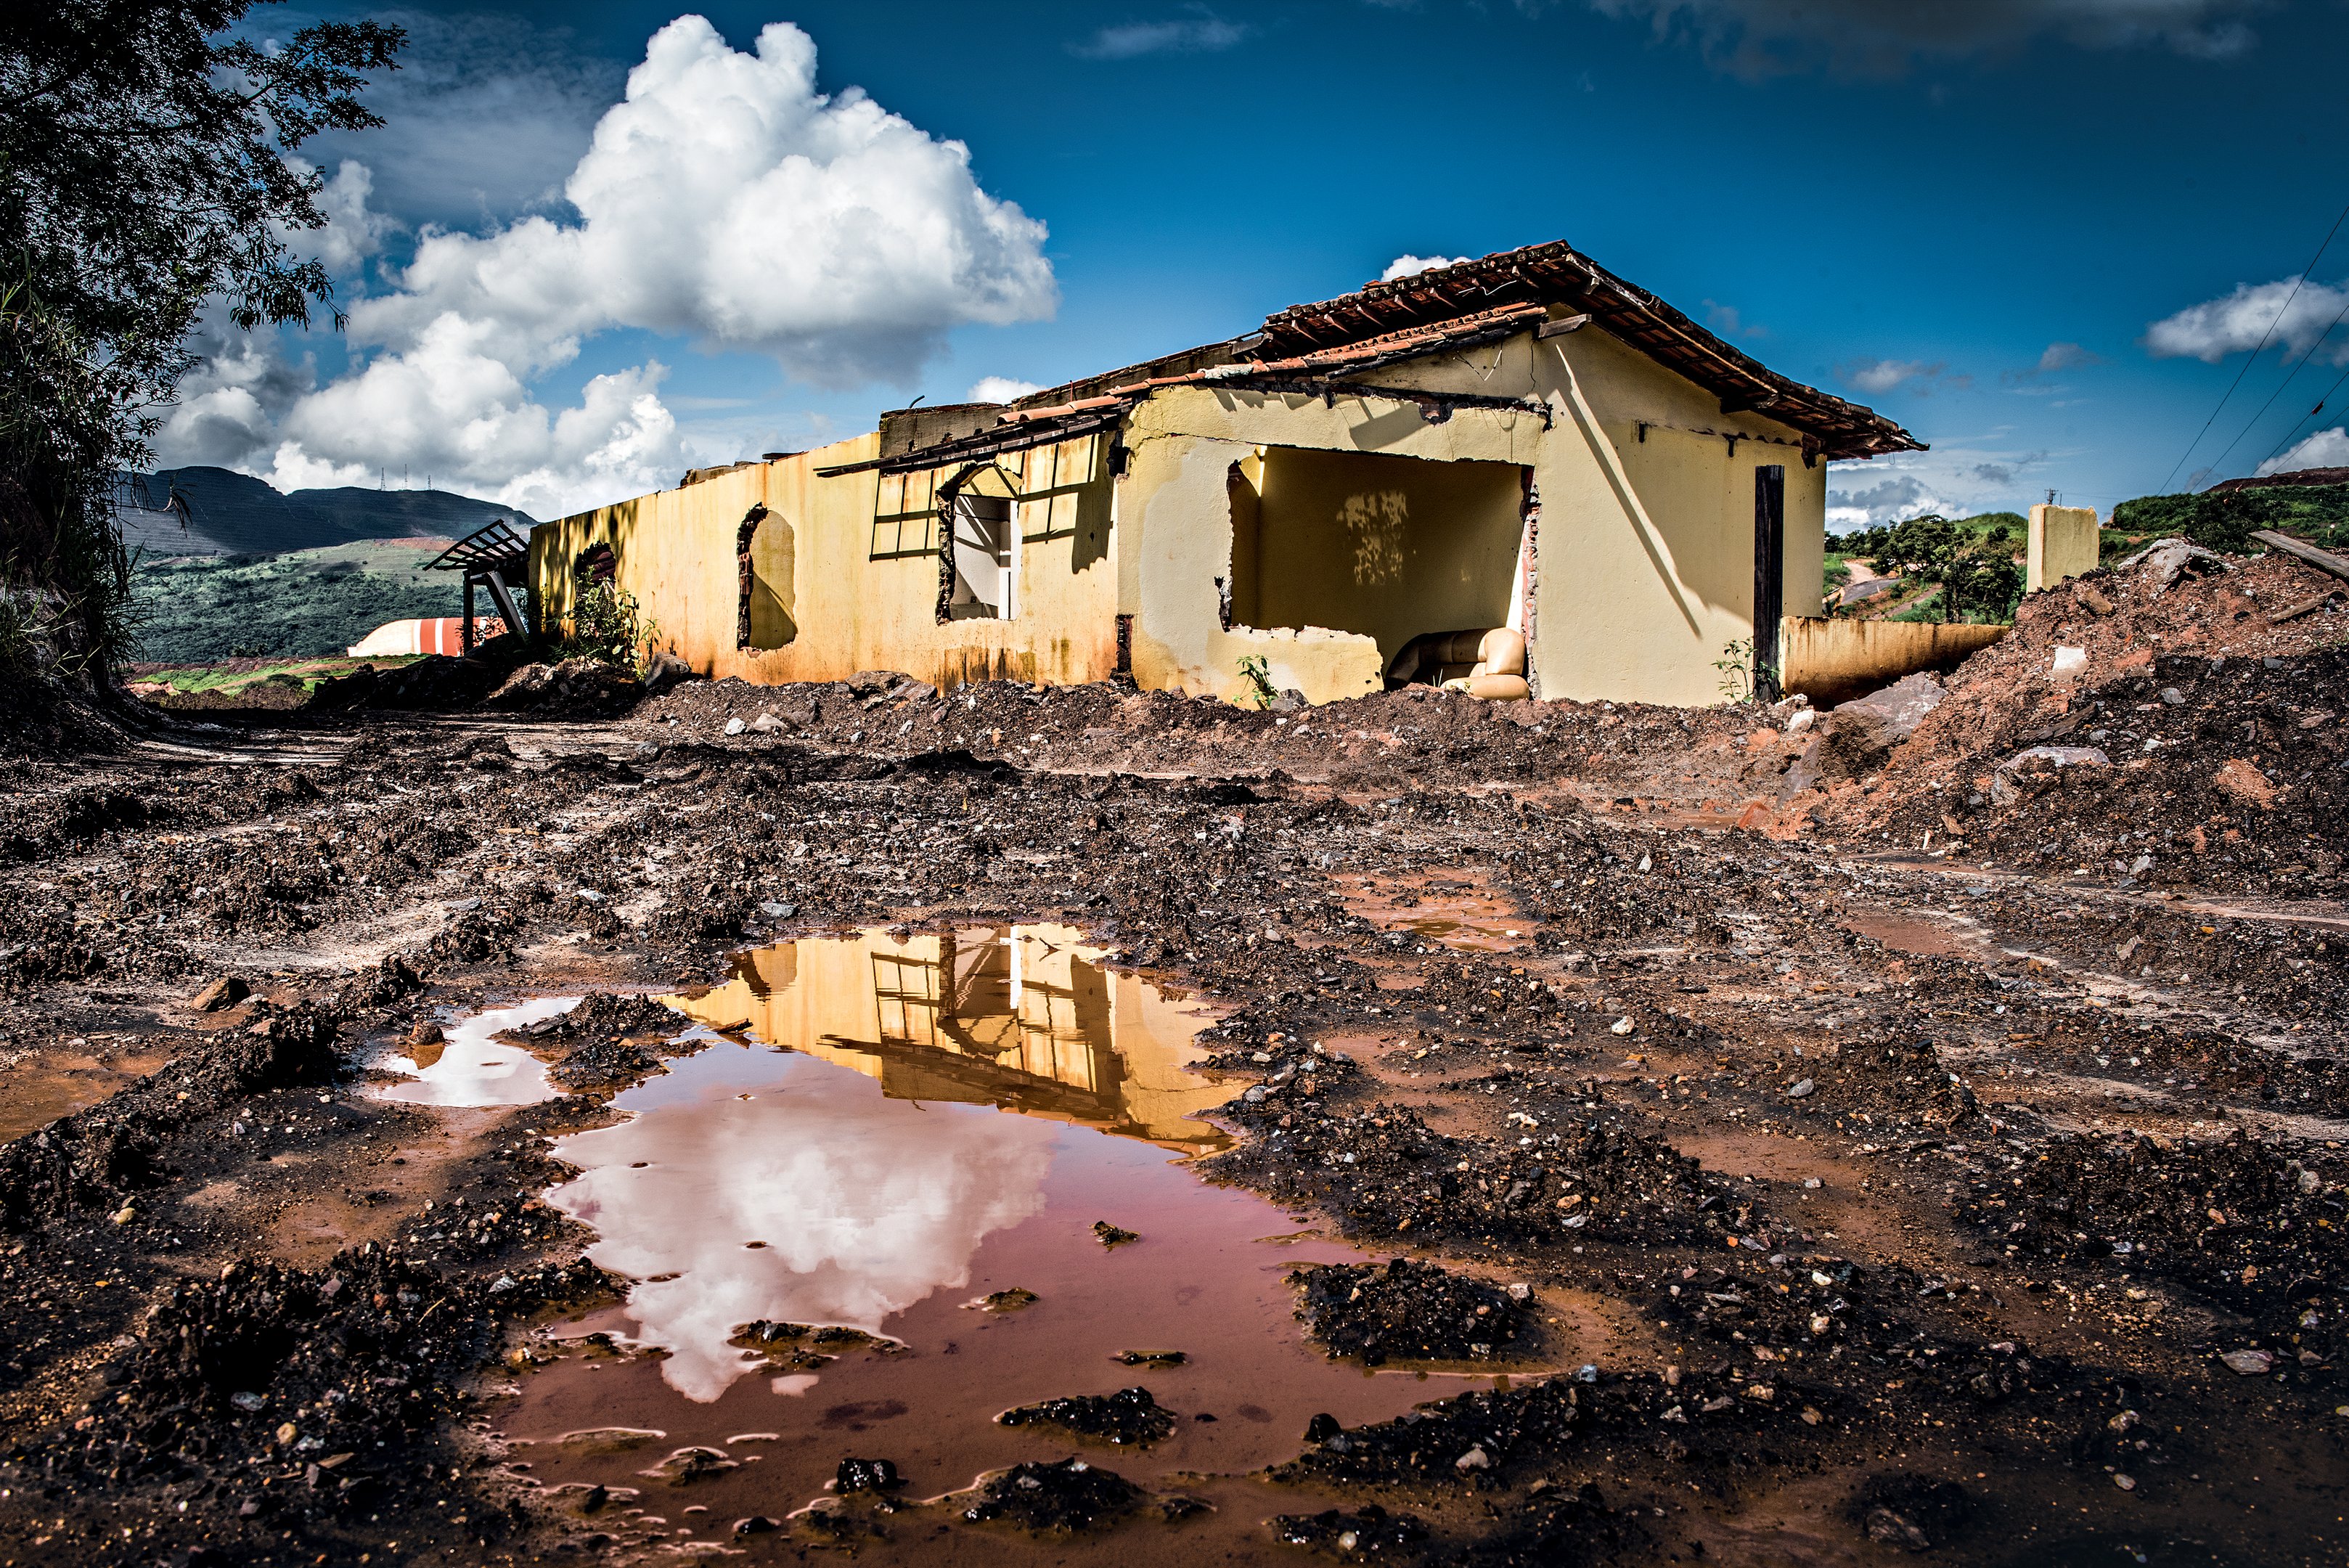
[0,1,403,682]
[2111,486,2349,555]
[1837,514,2022,624]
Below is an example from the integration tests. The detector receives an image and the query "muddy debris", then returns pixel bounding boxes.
[0,533,2338,1564]
[959,1457,1143,1533]
[997,1385,1178,1445]
[1271,1503,1430,1558]
[1091,1218,1140,1246]
[512,990,693,1090]
[833,1455,903,1493]
[966,1287,1039,1312]
[1291,1257,1534,1363]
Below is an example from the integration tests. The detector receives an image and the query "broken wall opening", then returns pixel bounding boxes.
[736,506,796,650]
[1225,446,1529,688]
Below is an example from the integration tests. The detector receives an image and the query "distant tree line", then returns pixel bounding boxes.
[1836,513,2025,624]
[0,0,401,693]
[2109,484,2349,555]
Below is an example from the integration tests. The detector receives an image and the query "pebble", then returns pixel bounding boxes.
[2220,1349,2274,1375]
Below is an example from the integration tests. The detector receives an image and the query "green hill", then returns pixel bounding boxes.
[131,538,469,662]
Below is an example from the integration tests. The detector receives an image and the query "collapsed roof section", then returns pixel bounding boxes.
[822,237,1921,480]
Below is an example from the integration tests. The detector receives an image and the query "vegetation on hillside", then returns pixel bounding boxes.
[131,540,462,661]
[1829,512,2025,624]
[0,0,402,692]
[2106,483,2349,558]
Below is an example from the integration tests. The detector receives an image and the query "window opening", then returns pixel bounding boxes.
[947,493,1014,620]
[573,543,616,586]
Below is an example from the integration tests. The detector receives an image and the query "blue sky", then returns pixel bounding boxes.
[158,0,2349,526]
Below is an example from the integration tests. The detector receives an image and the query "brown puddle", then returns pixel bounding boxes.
[488,926,1521,1552]
[1838,909,1988,963]
[0,1041,177,1144]
[1336,872,1528,955]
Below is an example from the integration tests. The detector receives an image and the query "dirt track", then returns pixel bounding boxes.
[0,549,2342,1567]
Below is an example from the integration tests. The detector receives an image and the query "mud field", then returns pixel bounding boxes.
[0,550,2342,1567]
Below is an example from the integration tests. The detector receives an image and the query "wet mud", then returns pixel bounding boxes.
[0,552,2342,1565]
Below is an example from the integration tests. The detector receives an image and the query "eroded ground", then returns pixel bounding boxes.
[0,553,2342,1567]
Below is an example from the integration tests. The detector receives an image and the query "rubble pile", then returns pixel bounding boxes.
[1289,1257,1535,1363]
[1845,550,2348,893]
[507,990,689,1090]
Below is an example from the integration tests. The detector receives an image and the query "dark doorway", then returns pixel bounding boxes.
[1752,465,1785,703]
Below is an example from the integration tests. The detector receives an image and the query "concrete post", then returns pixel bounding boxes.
[2027,505,2100,592]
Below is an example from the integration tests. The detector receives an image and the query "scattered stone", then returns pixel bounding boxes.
[960,1458,1141,1533]
[191,976,248,1012]
[999,1386,1177,1445]
[834,1457,902,1493]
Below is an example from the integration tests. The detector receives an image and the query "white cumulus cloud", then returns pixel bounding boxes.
[1381,254,1471,282]
[968,375,1044,404]
[1827,442,2056,529]
[158,16,1058,520]
[2145,277,2349,366]
[2258,426,2349,476]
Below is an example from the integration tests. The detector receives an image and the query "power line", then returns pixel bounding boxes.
[2199,292,2349,481]
[2256,357,2349,472]
[2157,197,2349,495]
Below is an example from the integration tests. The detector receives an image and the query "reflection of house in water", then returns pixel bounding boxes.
[668,926,1227,1153]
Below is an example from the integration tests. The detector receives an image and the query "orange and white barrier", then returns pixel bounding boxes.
[346,617,504,658]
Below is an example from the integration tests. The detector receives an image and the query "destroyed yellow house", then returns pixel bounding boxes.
[528,240,1922,707]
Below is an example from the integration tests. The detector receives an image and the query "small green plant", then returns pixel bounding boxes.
[566,579,658,671]
[1714,637,1777,703]
[1236,653,1278,708]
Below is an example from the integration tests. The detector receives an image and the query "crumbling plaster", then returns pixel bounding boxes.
[1122,324,1826,707]
[533,317,1829,709]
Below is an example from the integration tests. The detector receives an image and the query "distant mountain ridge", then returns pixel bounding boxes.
[118,466,536,559]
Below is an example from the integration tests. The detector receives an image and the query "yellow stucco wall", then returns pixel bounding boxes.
[664,925,1227,1151]
[1118,327,1827,707]
[2027,503,2100,591]
[530,430,1122,690]
[534,317,1834,709]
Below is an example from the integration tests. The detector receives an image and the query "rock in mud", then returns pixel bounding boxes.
[1292,1257,1533,1364]
[998,1386,1177,1445]
[190,975,248,1011]
[1821,674,1944,777]
[835,1456,902,1493]
[1092,1219,1139,1246]
[960,1458,1141,1533]
[1272,1503,1429,1557]
[1846,1474,1974,1553]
